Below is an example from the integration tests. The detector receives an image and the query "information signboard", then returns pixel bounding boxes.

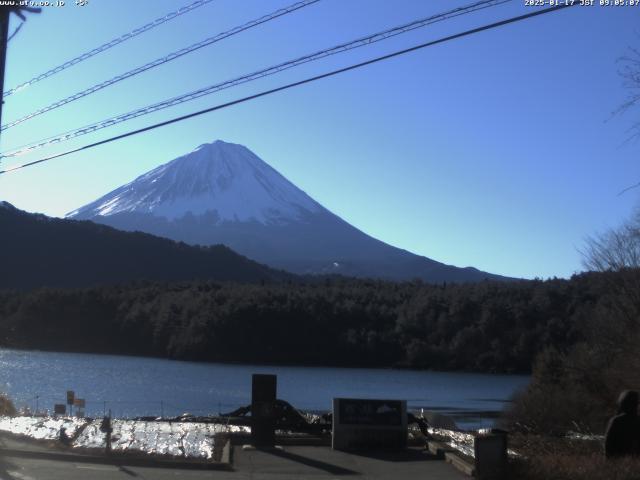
[332,398,407,451]
[54,404,66,415]
[338,399,403,426]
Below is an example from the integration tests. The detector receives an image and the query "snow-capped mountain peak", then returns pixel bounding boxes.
[67,140,322,224]
[67,140,508,283]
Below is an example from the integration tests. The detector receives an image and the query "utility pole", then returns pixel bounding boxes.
[0,6,41,142]
[0,8,10,133]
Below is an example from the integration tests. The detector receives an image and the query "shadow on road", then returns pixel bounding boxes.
[0,448,220,471]
[256,447,360,475]
[347,447,440,463]
[118,465,139,477]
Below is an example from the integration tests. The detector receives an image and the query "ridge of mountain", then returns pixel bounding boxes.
[0,203,290,290]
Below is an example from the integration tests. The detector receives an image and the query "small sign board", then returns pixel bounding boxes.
[66,391,75,405]
[74,398,85,408]
[332,398,407,451]
[54,404,66,415]
[338,399,403,426]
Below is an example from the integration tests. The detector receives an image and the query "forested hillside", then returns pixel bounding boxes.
[0,270,625,373]
[0,202,290,289]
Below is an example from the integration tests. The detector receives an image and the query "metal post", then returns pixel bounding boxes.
[251,374,277,447]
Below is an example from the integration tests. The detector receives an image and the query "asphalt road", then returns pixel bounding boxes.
[0,457,219,480]
[0,433,467,479]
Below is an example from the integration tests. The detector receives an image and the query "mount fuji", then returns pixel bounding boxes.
[68,140,506,282]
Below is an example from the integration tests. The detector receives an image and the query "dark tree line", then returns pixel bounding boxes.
[0,269,630,373]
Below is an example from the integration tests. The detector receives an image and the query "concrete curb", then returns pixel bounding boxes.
[220,437,231,465]
[444,451,475,477]
[427,440,475,477]
[427,440,456,459]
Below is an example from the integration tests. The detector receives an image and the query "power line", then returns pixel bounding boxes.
[0,3,577,176]
[0,0,320,132]
[0,0,511,158]
[7,21,24,43]
[2,0,216,98]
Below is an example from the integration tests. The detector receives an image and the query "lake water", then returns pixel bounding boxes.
[0,349,530,429]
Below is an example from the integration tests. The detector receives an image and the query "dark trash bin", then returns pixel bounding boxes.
[474,428,508,480]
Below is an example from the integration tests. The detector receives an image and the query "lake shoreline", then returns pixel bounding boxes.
[0,348,530,430]
[0,345,530,376]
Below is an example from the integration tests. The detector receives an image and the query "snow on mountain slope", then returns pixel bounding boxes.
[68,140,322,224]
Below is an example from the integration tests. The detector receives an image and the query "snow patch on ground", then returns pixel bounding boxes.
[0,416,85,440]
[0,416,249,459]
[429,427,476,458]
[74,419,246,458]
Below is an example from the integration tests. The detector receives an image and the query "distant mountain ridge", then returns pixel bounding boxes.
[0,201,289,290]
[68,140,509,283]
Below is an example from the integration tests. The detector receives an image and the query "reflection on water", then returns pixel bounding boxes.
[0,348,529,429]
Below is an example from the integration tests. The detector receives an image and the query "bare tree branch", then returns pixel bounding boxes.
[581,210,640,271]
[612,42,640,152]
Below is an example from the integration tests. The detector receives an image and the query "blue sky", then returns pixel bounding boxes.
[0,0,638,279]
